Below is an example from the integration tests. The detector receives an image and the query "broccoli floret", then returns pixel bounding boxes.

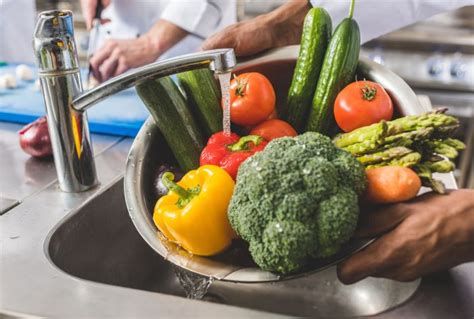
[332,149,367,196]
[250,221,316,274]
[228,132,366,274]
[314,188,359,258]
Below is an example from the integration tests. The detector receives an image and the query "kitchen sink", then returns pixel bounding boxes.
[47,178,420,317]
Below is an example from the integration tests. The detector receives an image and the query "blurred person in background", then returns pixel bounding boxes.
[202,0,473,55]
[0,0,36,63]
[202,0,474,284]
[81,0,236,82]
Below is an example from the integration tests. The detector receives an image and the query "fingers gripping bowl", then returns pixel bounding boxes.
[124,46,457,283]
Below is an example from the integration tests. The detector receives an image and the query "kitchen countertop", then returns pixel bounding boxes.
[0,120,473,318]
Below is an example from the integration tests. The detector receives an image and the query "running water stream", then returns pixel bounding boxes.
[174,266,214,299]
[218,72,232,136]
[172,71,232,299]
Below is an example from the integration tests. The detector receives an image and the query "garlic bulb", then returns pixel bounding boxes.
[15,64,34,81]
[0,73,17,89]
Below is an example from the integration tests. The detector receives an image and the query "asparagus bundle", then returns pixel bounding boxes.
[333,109,465,193]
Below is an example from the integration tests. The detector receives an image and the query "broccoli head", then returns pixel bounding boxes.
[228,132,366,274]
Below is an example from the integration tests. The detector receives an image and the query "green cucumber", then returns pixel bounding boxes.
[136,77,204,171]
[177,68,223,138]
[285,7,332,133]
[306,0,360,134]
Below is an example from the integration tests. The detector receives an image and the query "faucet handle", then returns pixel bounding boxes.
[34,10,79,73]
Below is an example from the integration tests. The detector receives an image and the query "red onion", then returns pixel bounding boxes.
[18,116,53,158]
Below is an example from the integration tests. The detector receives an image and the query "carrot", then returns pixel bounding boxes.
[365,166,421,204]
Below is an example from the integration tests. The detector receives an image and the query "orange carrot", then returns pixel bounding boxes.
[365,166,421,204]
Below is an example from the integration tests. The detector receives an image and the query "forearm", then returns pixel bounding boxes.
[143,19,188,58]
[264,0,311,39]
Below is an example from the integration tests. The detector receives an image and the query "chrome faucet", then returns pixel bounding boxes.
[33,10,236,192]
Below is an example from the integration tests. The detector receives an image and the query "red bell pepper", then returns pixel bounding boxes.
[200,132,267,180]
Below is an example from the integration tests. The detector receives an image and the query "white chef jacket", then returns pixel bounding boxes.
[0,0,36,63]
[310,0,474,44]
[98,0,237,60]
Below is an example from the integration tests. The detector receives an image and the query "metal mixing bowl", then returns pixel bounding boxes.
[124,45,456,283]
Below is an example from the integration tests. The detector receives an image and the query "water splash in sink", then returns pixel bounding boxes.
[174,266,214,299]
[218,72,232,136]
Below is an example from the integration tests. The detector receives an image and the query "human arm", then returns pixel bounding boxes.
[337,189,474,284]
[89,19,188,82]
[89,0,225,82]
[202,0,310,56]
[202,0,473,56]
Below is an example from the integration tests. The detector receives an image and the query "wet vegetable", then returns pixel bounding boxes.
[153,164,184,198]
[200,131,267,180]
[153,166,236,256]
[18,116,53,158]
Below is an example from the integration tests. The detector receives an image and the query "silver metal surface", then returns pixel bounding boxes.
[72,48,236,112]
[0,121,119,204]
[124,45,457,283]
[33,10,236,193]
[0,124,472,318]
[34,10,97,192]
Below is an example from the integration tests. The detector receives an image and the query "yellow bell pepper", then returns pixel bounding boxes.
[153,165,236,256]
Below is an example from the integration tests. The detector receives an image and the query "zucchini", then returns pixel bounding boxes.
[136,77,204,171]
[285,7,332,133]
[177,68,223,138]
[306,1,360,134]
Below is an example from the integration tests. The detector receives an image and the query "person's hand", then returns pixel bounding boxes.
[337,189,474,284]
[79,0,111,30]
[201,0,310,57]
[89,36,158,82]
[89,19,187,82]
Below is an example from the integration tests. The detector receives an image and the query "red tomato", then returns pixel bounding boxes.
[250,119,297,141]
[334,81,393,132]
[228,72,276,126]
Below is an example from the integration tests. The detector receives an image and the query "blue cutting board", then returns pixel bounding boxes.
[0,64,149,137]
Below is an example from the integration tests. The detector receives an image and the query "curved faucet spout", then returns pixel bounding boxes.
[72,49,236,112]
[33,9,236,193]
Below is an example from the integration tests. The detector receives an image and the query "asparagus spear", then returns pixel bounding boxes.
[386,110,458,135]
[426,159,455,173]
[384,127,434,144]
[423,140,459,159]
[413,164,446,194]
[356,146,413,165]
[365,152,421,169]
[431,124,460,137]
[333,110,459,149]
[442,138,466,150]
[333,121,387,148]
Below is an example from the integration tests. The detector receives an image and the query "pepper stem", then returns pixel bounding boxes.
[228,135,263,152]
[348,0,356,19]
[161,172,193,200]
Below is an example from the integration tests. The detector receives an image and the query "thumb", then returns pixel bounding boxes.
[337,230,399,284]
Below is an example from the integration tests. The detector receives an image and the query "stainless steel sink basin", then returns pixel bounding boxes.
[47,178,420,317]
[46,46,432,316]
